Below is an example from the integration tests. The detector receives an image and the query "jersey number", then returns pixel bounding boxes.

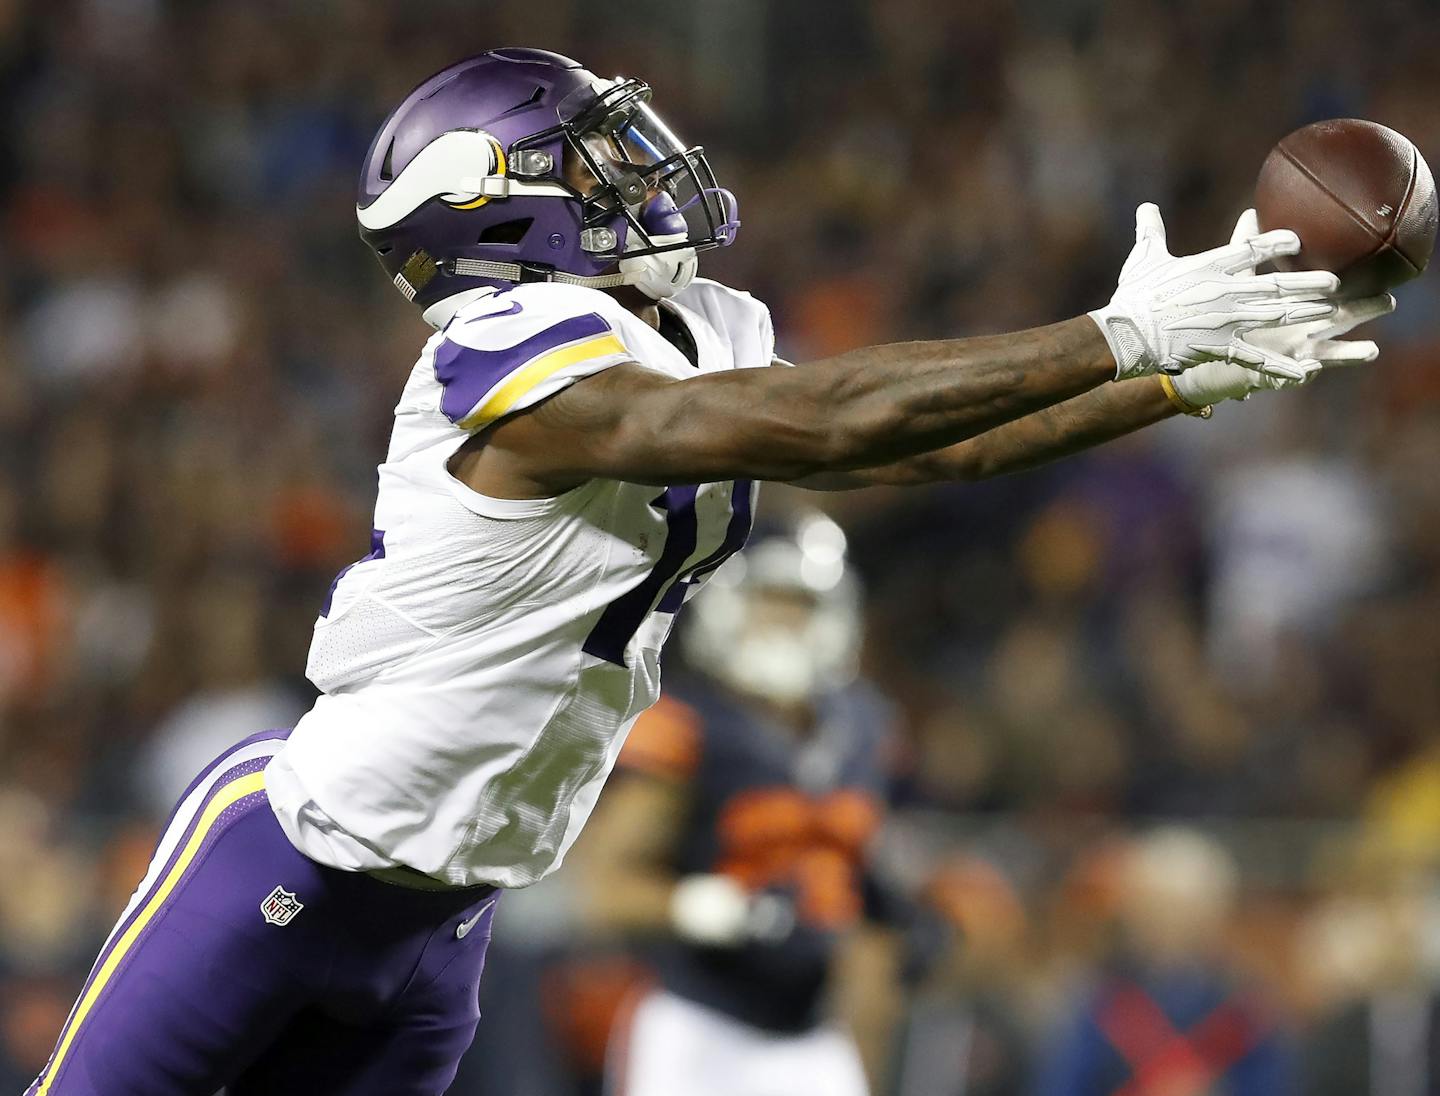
[582,482,753,667]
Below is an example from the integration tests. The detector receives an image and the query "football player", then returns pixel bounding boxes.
[29,48,1390,1096]
[580,511,895,1096]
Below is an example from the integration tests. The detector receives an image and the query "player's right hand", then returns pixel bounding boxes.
[1089,202,1342,381]
[670,873,801,948]
[1172,209,1396,406]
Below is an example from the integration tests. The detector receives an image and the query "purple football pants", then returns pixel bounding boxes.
[27,730,499,1096]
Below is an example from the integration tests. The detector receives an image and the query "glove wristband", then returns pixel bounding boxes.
[1159,374,1213,419]
[1088,307,1155,380]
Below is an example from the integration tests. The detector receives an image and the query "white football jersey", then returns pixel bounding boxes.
[264,278,772,888]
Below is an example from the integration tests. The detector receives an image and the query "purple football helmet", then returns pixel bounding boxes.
[357,48,739,318]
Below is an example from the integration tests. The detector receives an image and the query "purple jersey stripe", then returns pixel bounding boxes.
[686,479,756,581]
[583,485,700,667]
[655,480,755,613]
[434,312,613,425]
[319,529,385,618]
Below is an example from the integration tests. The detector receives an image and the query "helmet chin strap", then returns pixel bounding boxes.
[421,253,689,327]
[446,256,628,290]
[443,233,696,304]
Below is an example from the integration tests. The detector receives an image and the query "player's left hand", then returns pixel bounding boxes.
[1172,209,1395,406]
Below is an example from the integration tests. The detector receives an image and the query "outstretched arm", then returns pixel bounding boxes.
[800,262,1393,489]
[803,210,1394,490]
[464,317,1118,496]
[800,374,1180,487]
[457,206,1338,498]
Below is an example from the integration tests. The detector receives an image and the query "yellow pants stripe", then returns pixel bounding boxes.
[34,770,266,1095]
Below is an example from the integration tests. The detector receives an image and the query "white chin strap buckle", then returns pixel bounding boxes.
[619,232,697,300]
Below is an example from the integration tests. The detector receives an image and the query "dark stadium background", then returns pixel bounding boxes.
[3,1,1440,1092]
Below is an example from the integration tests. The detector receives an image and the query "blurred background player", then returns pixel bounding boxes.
[578,511,907,1096]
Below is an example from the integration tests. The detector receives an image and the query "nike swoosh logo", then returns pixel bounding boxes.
[456,897,497,939]
[463,300,522,323]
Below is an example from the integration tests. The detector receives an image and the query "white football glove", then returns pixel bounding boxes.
[1090,203,1342,381]
[1172,208,1395,407]
[669,874,795,947]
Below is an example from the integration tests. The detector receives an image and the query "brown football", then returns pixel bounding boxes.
[1255,118,1438,298]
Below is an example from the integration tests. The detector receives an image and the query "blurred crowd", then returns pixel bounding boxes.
[3,0,1440,1091]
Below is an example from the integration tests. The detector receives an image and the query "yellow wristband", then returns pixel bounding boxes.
[1159,374,1213,419]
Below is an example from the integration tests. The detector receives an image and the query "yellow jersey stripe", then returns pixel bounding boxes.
[458,332,627,430]
[35,770,267,1095]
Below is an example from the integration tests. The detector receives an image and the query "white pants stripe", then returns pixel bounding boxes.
[30,736,285,1092]
[99,737,286,954]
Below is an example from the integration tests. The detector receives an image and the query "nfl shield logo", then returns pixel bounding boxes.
[260,885,304,926]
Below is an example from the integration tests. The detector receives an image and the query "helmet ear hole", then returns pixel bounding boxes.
[478,218,534,245]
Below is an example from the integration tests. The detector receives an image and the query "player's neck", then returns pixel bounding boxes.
[606,286,662,329]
